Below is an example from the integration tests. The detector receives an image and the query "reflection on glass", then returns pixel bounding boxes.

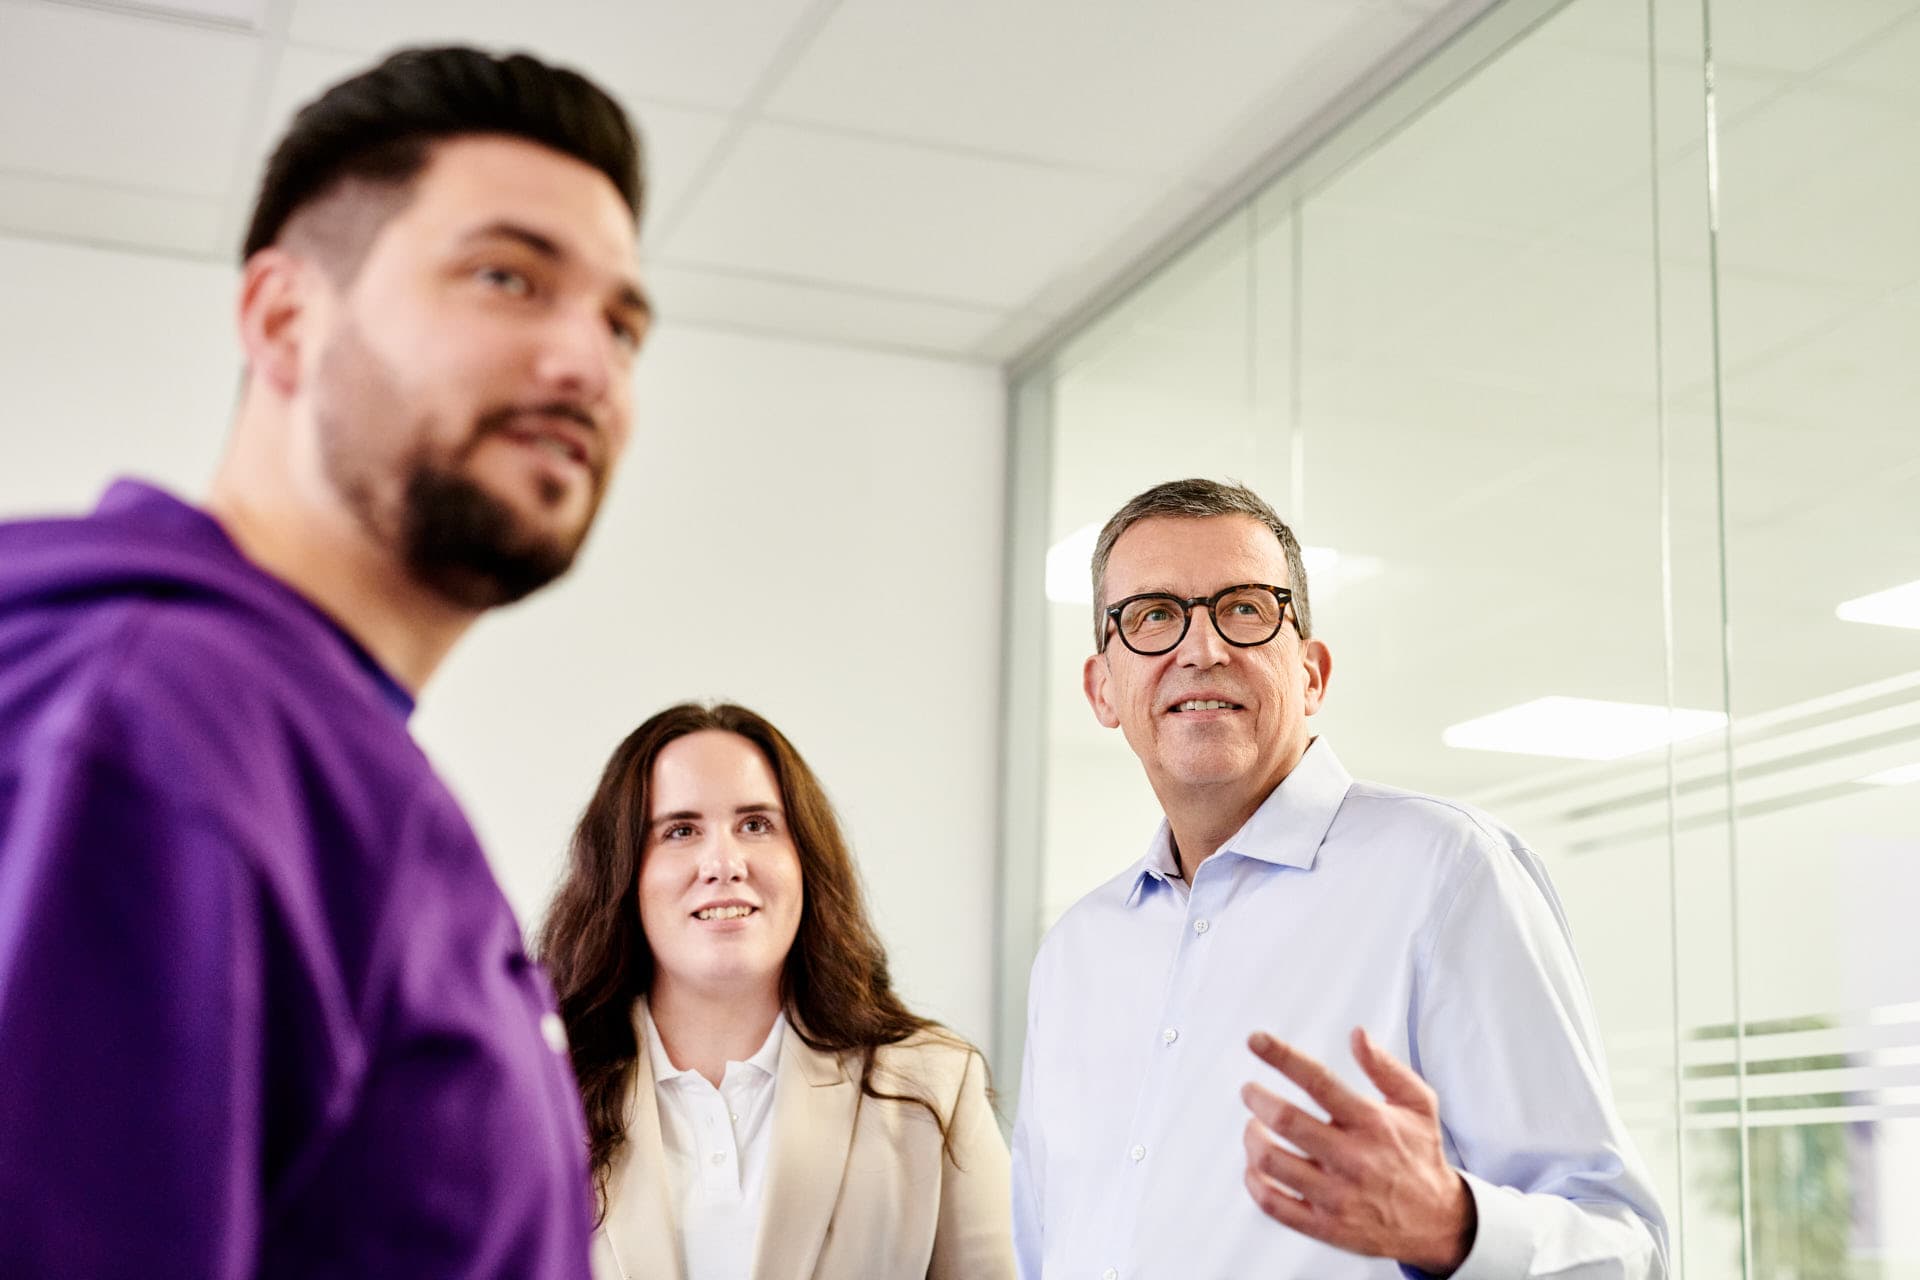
[1711,0,1920,1270]
[1007,0,1920,1274]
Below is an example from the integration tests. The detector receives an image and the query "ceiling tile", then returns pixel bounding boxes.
[0,170,222,257]
[0,3,260,195]
[765,0,1419,177]
[128,0,267,25]
[1827,8,1920,108]
[1713,0,1920,78]
[285,0,822,112]
[642,262,1007,355]
[629,105,733,240]
[658,122,1155,309]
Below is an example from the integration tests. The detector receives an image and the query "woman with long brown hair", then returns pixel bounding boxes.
[538,703,1013,1280]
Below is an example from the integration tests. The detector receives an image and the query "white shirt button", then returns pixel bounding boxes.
[1161,1027,1178,1044]
[1130,1144,1146,1162]
[1104,1269,1119,1280]
[539,1011,568,1053]
[709,1152,726,1166]
[1193,918,1210,935]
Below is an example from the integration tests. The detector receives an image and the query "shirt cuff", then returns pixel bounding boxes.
[1400,1171,1533,1280]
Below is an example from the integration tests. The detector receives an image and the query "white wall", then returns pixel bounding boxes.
[0,233,1008,1048]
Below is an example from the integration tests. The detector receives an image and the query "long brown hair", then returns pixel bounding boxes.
[536,702,962,1220]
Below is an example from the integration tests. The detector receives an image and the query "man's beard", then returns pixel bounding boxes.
[314,319,603,611]
[395,454,582,609]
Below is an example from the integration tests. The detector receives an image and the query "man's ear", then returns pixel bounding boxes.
[1083,651,1122,729]
[236,248,313,397]
[1300,636,1333,717]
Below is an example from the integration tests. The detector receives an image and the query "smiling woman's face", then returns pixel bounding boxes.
[636,730,804,1003]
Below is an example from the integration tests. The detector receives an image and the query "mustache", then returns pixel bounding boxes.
[476,402,598,437]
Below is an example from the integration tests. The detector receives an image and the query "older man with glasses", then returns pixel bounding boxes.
[1010,478,1668,1279]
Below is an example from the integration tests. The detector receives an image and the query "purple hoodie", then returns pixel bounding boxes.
[0,481,593,1278]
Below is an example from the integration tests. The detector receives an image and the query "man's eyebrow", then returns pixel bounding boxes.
[461,220,562,259]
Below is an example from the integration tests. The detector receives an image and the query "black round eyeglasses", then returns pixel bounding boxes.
[1100,583,1294,656]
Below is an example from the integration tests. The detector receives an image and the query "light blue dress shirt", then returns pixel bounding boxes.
[1011,740,1667,1279]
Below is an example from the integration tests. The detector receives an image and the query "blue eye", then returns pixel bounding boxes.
[477,265,532,296]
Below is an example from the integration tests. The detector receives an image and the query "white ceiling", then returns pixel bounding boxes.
[0,0,1485,361]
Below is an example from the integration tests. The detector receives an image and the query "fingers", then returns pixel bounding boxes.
[1242,1117,1341,1206]
[1351,1027,1438,1115]
[1244,1165,1316,1231]
[1248,1031,1371,1125]
[1240,1082,1352,1172]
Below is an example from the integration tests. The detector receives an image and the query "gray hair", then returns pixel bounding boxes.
[1089,478,1312,649]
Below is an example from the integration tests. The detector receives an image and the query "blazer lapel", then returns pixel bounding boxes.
[750,1032,860,1280]
[604,999,684,1280]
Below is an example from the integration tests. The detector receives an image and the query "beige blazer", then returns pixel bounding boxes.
[592,1001,1015,1280]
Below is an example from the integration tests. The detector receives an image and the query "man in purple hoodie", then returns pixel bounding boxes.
[0,47,650,1278]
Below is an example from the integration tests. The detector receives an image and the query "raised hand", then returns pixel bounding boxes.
[1240,1026,1476,1275]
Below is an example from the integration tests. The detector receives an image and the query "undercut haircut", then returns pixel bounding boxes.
[1089,478,1313,649]
[242,45,643,276]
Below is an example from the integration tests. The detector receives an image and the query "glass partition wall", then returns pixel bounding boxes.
[995,1,1920,1275]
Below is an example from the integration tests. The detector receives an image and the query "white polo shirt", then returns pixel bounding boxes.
[643,1007,786,1280]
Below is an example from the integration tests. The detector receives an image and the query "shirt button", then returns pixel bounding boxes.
[539,1012,568,1053]
[1104,1269,1119,1280]
[710,1152,726,1166]
[1161,1027,1178,1044]
[1130,1144,1146,1162]
[730,1112,740,1123]
[1193,918,1210,935]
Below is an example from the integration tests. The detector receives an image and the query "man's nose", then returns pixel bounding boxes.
[532,303,614,407]
[1174,604,1232,666]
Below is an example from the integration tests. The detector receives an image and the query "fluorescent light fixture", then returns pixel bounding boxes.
[1837,579,1920,630]
[1859,762,1920,786]
[1045,523,1101,605]
[1443,696,1727,761]
[1044,523,1382,606]
[1302,545,1385,599]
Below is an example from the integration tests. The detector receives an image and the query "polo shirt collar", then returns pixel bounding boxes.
[643,1003,786,1086]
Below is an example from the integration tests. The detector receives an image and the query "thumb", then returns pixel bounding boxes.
[1352,1027,1435,1113]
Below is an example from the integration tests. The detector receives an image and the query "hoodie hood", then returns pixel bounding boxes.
[0,479,412,716]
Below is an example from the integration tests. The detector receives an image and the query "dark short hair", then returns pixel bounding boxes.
[242,45,643,264]
[1090,477,1313,647]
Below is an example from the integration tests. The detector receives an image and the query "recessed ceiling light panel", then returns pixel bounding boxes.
[1045,523,1100,606]
[1837,579,1920,630]
[1443,696,1728,761]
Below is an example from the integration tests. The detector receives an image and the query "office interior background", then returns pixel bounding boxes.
[1,0,1914,1275]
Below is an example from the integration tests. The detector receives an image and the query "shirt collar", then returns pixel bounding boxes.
[1127,738,1353,905]
[643,1002,787,1086]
